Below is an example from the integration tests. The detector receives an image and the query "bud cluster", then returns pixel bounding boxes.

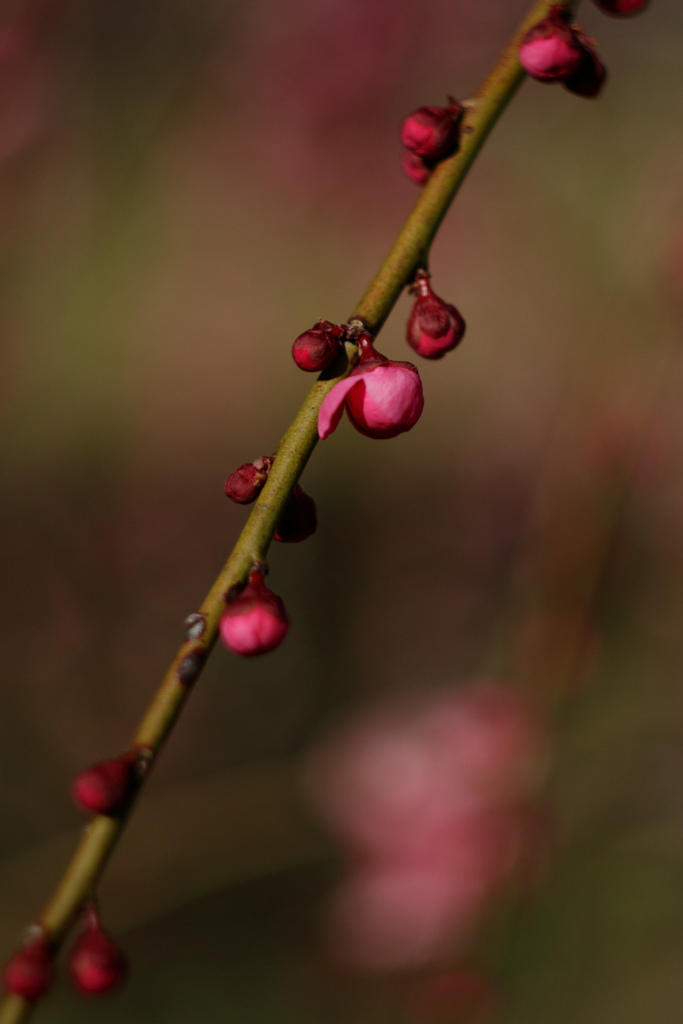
[2,905,127,1004]
[399,98,464,187]
[225,450,317,551]
[519,5,606,97]
[2,931,53,1002]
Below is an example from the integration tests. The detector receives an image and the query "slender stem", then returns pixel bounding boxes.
[0,2,579,1020]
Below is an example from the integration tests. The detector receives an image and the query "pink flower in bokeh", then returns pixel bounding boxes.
[305,681,549,971]
[518,11,584,83]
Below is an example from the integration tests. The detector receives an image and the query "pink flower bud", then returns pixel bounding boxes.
[407,271,466,359]
[401,100,463,161]
[274,484,317,543]
[69,906,127,996]
[318,334,424,441]
[327,863,476,970]
[401,150,433,187]
[519,9,584,81]
[592,0,648,14]
[3,933,53,1001]
[225,456,273,504]
[220,570,289,656]
[292,320,345,372]
[72,755,136,816]
[563,43,607,97]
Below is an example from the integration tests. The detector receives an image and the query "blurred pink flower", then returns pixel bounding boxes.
[318,358,424,440]
[305,681,549,971]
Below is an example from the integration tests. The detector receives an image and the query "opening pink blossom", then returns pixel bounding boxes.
[318,334,424,440]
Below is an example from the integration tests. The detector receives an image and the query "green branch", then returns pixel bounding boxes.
[0,1,579,1020]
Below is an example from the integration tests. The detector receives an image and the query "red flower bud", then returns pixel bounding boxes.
[401,100,463,161]
[72,755,136,816]
[69,906,127,996]
[3,933,53,1001]
[292,320,345,372]
[318,335,424,441]
[563,43,607,97]
[407,272,465,360]
[274,485,317,543]
[592,0,648,14]
[519,8,584,81]
[220,570,289,656]
[401,150,433,187]
[225,456,273,504]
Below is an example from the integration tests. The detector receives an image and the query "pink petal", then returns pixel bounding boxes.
[318,375,364,439]
[354,365,423,437]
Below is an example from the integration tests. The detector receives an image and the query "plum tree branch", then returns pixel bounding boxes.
[0,1,579,1020]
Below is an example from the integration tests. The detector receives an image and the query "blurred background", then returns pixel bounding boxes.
[1,0,683,1020]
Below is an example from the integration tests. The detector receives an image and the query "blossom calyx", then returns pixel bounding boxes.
[519,7,584,81]
[225,456,273,504]
[401,99,463,161]
[292,320,346,372]
[69,905,128,996]
[2,931,54,1001]
[220,570,289,656]
[318,334,424,441]
[407,271,466,359]
[274,485,317,543]
[72,754,137,816]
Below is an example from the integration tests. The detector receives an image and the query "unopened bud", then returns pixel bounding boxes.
[2,932,53,1001]
[563,43,607,97]
[519,8,584,81]
[69,905,127,996]
[225,456,273,504]
[407,969,496,1024]
[407,271,465,360]
[274,485,317,543]
[400,100,463,161]
[401,150,433,187]
[292,320,345,372]
[220,570,289,656]
[72,754,136,816]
